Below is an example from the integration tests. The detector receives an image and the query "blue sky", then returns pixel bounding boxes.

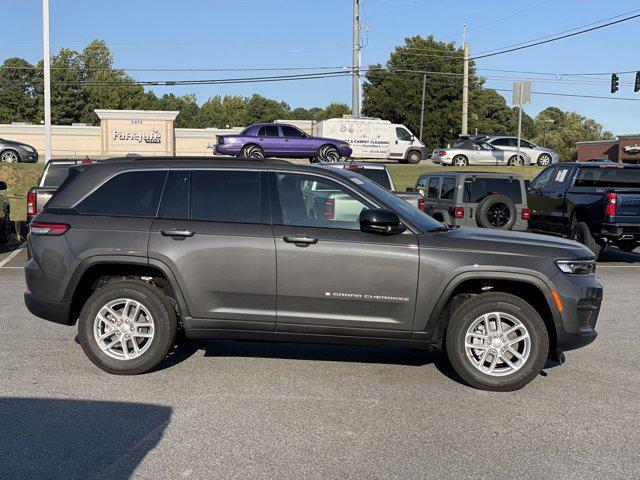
[2,0,639,133]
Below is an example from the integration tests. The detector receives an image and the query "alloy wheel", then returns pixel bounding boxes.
[453,156,467,166]
[93,298,155,360]
[465,312,531,376]
[486,202,511,228]
[1,151,18,163]
[538,154,551,166]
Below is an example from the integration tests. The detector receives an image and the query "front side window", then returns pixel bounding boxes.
[491,138,511,147]
[552,167,571,185]
[76,170,167,217]
[531,167,556,189]
[396,127,413,141]
[427,178,440,198]
[520,140,535,149]
[191,170,261,223]
[277,173,373,230]
[281,125,305,138]
[440,177,456,200]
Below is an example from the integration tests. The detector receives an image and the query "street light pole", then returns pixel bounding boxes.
[419,72,426,143]
[352,0,361,117]
[461,24,469,136]
[42,0,52,162]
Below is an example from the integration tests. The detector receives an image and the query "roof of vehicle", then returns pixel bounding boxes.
[46,156,367,208]
[417,171,525,179]
[557,162,640,168]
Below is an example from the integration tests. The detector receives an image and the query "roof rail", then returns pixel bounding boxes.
[101,155,291,164]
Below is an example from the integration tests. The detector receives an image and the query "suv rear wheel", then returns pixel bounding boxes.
[446,292,549,391]
[78,280,177,375]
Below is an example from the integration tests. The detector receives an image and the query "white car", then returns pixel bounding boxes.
[431,140,530,166]
[485,136,558,166]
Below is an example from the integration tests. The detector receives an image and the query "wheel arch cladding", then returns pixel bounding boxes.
[66,258,189,325]
[425,274,558,353]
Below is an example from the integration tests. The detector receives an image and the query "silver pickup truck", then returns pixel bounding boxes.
[318,162,425,210]
[27,159,96,224]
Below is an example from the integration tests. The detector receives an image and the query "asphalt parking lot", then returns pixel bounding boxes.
[1,240,639,479]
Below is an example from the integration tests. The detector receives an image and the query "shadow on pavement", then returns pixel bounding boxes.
[599,246,640,263]
[0,238,24,255]
[0,397,171,480]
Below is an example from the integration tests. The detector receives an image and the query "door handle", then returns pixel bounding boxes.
[161,229,195,238]
[283,235,318,246]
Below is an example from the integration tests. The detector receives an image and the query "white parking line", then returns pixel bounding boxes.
[0,244,26,268]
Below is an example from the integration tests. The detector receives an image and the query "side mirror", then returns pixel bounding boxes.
[524,180,531,188]
[0,181,6,191]
[405,187,415,192]
[359,209,406,235]
[410,135,415,142]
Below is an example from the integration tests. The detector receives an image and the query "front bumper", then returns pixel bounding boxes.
[17,148,38,163]
[550,272,603,352]
[412,147,429,160]
[339,147,353,159]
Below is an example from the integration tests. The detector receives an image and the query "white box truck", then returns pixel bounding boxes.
[314,117,428,164]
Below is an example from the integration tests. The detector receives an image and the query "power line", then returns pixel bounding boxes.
[470,10,640,60]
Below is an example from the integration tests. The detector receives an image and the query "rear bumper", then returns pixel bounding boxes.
[24,291,73,325]
[214,144,241,156]
[601,222,640,240]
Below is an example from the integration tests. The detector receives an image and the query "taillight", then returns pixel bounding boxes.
[438,151,446,156]
[454,207,465,218]
[28,222,69,236]
[521,208,531,220]
[324,197,335,220]
[346,164,360,169]
[27,191,36,216]
[418,197,425,211]
[605,192,617,216]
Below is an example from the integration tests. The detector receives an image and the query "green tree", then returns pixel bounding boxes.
[315,102,350,121]
[362,35,533,149]
[0,58,39,124]
[245,94,290,123]
[43,48,84,125]
[531,107,614,161]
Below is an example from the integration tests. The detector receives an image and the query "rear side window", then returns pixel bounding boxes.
[575,167,640,188]
[191,170,261,223]
[76,170,167,217]
[427,178,440,198]
[258,125,279,137]
[440,177,456,200]
[41,163,75,187]
[463,177,523,204]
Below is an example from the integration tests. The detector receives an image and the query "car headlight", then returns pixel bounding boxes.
[339,143,349,148]
[556,259,595,274]
[21,145,34,153]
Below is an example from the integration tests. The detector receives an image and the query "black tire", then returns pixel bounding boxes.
[446,292,549,391]
[537,153,552,166]
[1,149,20,163]
[78,280,177,375]
[476,194,517,230]
[507,155,524,166]
[0,209,10,244]
[570,220,602,258]
[406,150,422,164]
[617,241,639,253]
[317,144,340,163]
[240,144,264,159]
[452,155,468,167]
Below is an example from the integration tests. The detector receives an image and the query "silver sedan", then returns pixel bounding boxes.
[431,141,530,166]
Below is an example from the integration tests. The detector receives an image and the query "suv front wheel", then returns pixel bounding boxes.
[78,280,177,375]
[446,292,549,391]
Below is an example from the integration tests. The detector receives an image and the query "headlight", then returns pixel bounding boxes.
[556,259,595,274]
[339,143,349,148]
[21,145,34,153]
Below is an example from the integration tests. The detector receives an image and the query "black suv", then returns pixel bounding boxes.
[25,157,603,391]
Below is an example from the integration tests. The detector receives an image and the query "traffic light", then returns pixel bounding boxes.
[635,71,640,93]
[611,73,619,93]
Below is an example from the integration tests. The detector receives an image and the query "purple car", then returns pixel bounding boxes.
[215,123,352,162]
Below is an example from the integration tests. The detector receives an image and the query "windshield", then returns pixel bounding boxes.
[41,162,75,187]
[343,171,443,232]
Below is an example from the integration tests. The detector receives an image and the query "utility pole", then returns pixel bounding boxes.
[42,0,52,162]
[352,0,361,117]
[419,73,426,142]
[461,24,469,136]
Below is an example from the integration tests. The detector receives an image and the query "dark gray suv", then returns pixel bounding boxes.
[25,157,603,391]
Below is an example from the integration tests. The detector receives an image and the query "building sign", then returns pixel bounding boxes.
[113,128,162,144]
[624,144,640,154]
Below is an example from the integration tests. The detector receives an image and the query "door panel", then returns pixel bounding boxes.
[274,225,419,332]
[149,220,276,328]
